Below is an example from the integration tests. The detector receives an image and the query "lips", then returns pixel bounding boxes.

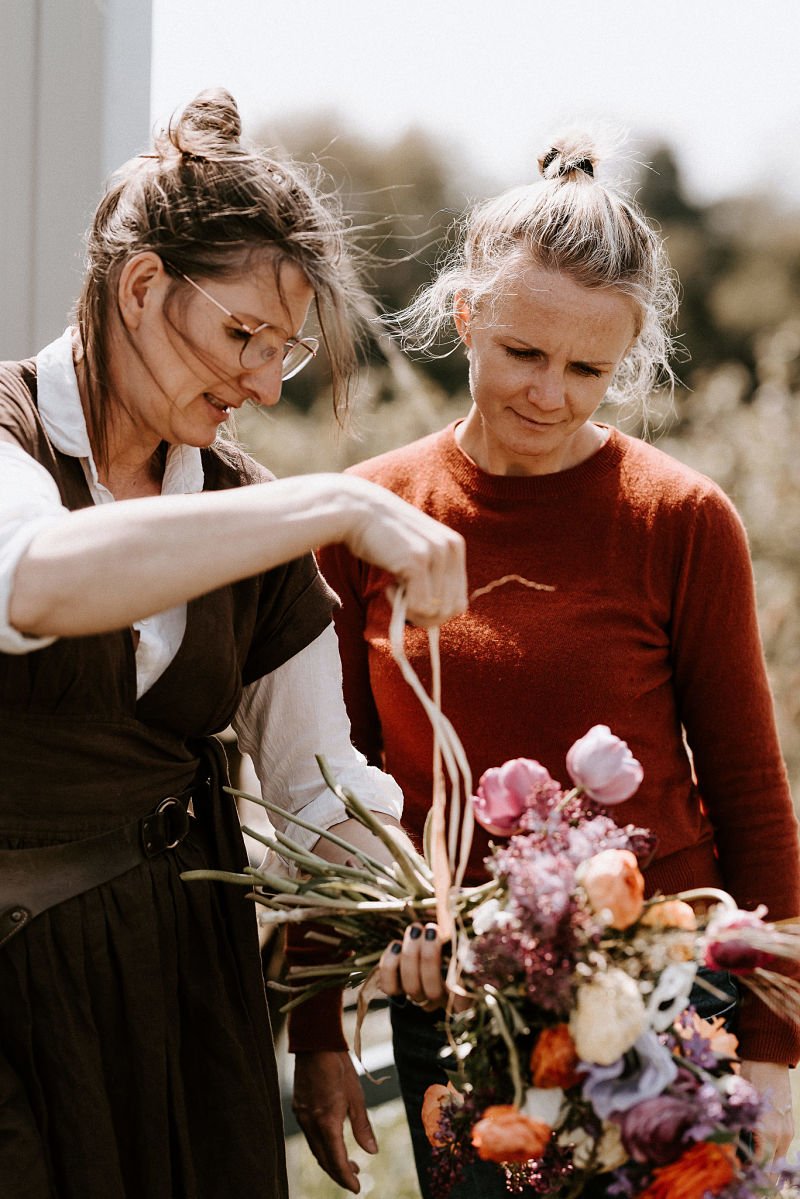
[204,393,230,414]
[512,410,561,428]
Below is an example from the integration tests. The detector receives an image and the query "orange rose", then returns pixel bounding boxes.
[530,1024,581,1089]
[471,1105,551,1164]
[421,1083,459,1146]
[638,1141,737,1199]
[676,1011,739,1060]
[640,900,697,930]
[578,849,645,930]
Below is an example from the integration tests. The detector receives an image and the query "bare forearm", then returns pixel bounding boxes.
[10,474,358,636]
[311,815,413,870]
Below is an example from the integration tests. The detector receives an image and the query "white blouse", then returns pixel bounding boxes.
[0,330,402,851]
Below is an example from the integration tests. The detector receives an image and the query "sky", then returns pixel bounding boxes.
[151,0,800,207]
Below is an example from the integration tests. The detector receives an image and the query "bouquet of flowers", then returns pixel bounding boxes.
[186,722,800,1198]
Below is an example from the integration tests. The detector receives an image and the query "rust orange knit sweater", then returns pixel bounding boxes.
[295,423,800,1063]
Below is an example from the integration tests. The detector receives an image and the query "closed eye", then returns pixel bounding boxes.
[572,362,603,378]
[504,346,541,361]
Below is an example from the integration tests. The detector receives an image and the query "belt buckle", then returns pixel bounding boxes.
[142,797,190,857]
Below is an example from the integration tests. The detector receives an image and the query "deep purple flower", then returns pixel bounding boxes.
[466,924,577,1013]
[618,1093,697,1165]
[581,1031,678,1119]
[704,938,775,973]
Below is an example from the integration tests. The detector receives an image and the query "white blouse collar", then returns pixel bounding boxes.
[36,328,205,496]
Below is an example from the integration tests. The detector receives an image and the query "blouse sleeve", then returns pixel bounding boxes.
[316,539,385,765]
[232,623,403,855]
[0,441,70,654]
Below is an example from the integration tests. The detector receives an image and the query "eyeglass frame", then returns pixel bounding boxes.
[173,270,320,380]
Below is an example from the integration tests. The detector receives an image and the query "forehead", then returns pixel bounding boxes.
[209,258,314,332]
[477,264,638,353]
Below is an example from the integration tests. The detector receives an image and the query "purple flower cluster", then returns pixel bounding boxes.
[491,844,576,938]
[467,923,578,1012]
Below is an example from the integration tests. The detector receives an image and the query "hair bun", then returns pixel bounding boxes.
[538,134,599,182]
[167,88,243,158]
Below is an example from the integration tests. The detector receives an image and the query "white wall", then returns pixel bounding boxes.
[0,0,152,360]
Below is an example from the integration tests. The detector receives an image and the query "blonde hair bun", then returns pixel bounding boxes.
[538,134,600,181]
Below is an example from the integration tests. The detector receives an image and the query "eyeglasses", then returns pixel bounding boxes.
[176,271,319,380]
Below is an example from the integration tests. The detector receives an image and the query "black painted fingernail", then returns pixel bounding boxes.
[390,941,402,954]
[409,924,422,940]
[425,926,437,941]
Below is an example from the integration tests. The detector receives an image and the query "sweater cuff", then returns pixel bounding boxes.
[735,989,800,1065]
[288,985,347,1054]
[285,921,349,1053]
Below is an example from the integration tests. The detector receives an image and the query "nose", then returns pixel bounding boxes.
[527,365,564,412]
[240,360,283,408]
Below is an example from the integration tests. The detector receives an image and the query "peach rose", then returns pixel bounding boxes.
[640,900,697,930]
[471,1105,551,1164]
[578,849,645,930]
[530,1024,581,1090]
[421,1083,460,1146]
[637,1141,737,1199]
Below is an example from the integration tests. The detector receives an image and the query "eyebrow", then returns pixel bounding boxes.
[504,337,615,367]
[231,311,295,342]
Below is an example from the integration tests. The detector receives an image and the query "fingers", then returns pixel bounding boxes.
[378,923,448,1009]
[293,1050,375,1194]
[344,1066,378,1157]
[344,479,468,626]
[401,522,468,629]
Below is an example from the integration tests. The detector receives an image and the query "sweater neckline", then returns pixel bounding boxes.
[438,421,627,500]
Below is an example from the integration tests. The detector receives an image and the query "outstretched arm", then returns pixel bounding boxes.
[1,435,466,637]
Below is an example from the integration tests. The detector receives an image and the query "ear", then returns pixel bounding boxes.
[117,252,170,331]
[453,291,473,347]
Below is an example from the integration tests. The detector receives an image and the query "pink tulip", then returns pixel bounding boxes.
[566,725,643,804]
[472,758,557,836]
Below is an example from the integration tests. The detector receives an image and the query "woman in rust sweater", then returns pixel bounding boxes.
[296,135,800,1196]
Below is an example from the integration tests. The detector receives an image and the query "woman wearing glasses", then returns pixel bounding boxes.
[0,89,466,1199]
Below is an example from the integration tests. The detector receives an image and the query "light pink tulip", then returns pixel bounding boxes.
[566,725,643,804]
[472,758,557,836]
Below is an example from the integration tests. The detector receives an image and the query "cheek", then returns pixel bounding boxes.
[471,354,517,401]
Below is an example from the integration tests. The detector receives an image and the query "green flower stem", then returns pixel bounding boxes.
[316,756,433,897]
[226,785,400,883]
[484,987,524,1108]
[180,869,260,886]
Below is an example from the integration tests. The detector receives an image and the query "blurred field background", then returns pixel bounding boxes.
[223,118,800,1195]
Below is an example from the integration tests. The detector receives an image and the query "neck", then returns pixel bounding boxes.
[75,354,164,498]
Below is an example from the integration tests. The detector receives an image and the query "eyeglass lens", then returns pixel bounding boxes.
[239,330,318,379]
